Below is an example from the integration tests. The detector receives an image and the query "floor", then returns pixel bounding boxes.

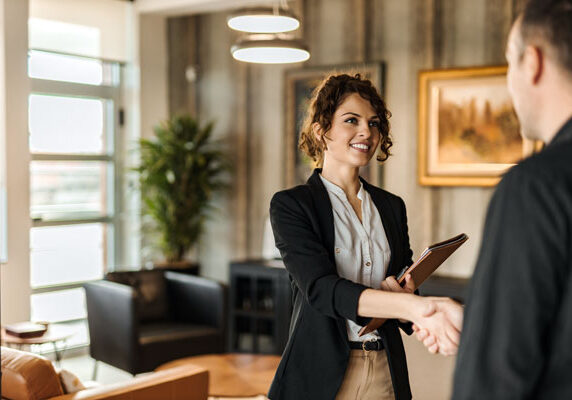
[402,332,457,400]
[57,353,266,400]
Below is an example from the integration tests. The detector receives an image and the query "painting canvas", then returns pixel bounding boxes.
[285,63,384,187]
[418,66,540,186]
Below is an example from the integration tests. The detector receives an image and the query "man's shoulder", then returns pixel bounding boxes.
[497,144,572,206]
[504,141,572,186]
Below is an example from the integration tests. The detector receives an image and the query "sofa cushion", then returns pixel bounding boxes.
[57,368,86,394]
[138,322,220,345]
[106,270,169,322]
[1,346,64,400]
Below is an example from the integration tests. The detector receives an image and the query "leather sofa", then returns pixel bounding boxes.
[0,346,208,400]
[84,270,226,375]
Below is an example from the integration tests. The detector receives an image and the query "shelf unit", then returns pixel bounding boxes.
[228,260,292,355]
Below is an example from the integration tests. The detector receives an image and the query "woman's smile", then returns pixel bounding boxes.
[350,142,371,153]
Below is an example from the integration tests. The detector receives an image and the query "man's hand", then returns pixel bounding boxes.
[411,297,463,356]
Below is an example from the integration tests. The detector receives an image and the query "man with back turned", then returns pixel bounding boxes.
[449,0,572,398]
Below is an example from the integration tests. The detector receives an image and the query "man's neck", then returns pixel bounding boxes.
[540,76,572,144]
[542,108,572,144]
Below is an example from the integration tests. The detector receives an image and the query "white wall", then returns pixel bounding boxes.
[0,6,6,264]
[29,0,131,61]
[0,0,31,324]
[138,14,168,141]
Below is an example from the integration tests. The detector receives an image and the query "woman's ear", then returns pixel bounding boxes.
[312,122,322,142]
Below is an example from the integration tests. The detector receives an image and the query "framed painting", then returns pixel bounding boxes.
[418,65,542,187]
[284,63,385,187]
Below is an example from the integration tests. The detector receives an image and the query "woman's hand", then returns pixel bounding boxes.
[380,273,415,294]
[410,297,463,356]
[380,274,415,322]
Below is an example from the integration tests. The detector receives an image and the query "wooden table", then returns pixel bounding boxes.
[156,353,281,398]
[1,325,75,365]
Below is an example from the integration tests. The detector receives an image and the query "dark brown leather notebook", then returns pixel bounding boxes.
[358,233,468,336]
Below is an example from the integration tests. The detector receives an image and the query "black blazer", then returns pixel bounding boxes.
[268,169,414,400]
[453,118,572,399]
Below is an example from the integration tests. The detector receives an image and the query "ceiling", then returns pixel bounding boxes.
[134,0,276,16]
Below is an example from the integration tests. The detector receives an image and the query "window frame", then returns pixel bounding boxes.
[28,48,124,300]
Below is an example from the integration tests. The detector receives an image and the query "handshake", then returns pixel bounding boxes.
[410,296,463,356]
[379,274,464,356]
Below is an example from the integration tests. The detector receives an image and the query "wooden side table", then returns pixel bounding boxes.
[1,324,75,366]
[156,353,281,398]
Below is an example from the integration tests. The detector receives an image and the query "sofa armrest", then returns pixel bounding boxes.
[50,365,208,400]
[83,281,138,371]
[165,272,226,330]
[1,346,65,400]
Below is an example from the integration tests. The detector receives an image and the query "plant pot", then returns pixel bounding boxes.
[154,260,200,275]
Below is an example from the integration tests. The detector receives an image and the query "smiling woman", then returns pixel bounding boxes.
[267,73,464,400]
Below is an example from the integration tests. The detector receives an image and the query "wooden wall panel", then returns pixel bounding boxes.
[168,16,198,116]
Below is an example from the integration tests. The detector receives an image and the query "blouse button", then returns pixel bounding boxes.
[365,261,371,267]
[335,248,341,254]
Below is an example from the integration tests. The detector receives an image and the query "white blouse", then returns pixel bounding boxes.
[319,174,391,342]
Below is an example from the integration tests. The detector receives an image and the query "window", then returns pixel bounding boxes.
[28,49,123,348]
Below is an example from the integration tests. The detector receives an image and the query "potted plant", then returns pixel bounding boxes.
[135,114,229,271]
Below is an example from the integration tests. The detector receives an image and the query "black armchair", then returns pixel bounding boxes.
[84,270,226,376]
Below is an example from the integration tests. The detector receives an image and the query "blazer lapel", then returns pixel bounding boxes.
[306,169,335,263]
[362,179,400,277]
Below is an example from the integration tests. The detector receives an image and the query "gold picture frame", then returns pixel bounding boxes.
[418,65,541,187]
[284,63,385,187]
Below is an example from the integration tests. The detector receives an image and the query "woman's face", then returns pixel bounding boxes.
[316,93,381,169]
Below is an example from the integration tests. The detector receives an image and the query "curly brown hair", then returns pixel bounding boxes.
[298,73,392,167]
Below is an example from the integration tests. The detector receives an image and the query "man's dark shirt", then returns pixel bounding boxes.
[452,117,572,399]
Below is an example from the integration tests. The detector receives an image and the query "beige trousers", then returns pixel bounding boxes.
[336,349,395,400]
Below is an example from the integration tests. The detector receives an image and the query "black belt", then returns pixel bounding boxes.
[348,338,384,351]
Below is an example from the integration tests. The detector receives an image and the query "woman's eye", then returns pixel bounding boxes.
[344,117,357,124]
[369,120,380,128]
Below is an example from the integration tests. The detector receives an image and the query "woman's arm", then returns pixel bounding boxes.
[272,189,463,355]
[270,190,369,321]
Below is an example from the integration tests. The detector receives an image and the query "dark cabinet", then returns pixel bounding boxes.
[419,275,468,304]
[228,260,292,355]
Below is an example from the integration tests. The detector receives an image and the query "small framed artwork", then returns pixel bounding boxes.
[284,63,385,187]
[418,66,542,187]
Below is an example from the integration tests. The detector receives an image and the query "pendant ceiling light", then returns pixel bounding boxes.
[227,7,300,33]
[231,35,310,64]
[228,1,310,64]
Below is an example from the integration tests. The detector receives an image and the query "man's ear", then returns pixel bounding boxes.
[523,45,544,85]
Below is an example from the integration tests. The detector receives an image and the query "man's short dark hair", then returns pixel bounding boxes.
[520,0,572,73]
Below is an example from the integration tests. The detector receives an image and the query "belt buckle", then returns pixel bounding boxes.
[362,338,377,353]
